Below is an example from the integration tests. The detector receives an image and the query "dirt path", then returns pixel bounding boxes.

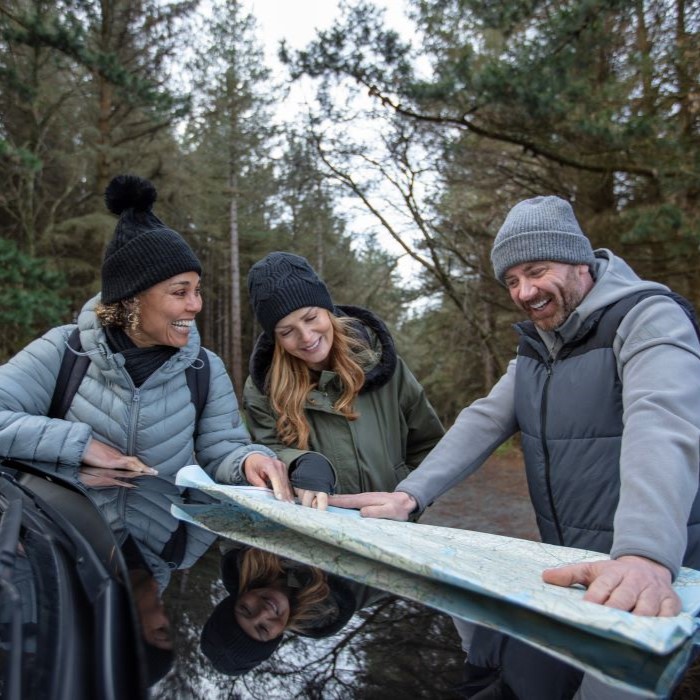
[417,448,539,541]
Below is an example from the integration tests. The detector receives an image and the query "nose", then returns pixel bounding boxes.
[515,278,537,302]
[251,608,285,636]
[299,327,315,345]
[187,293,203,314]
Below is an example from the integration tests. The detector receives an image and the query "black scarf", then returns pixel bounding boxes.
[105,326,177,388]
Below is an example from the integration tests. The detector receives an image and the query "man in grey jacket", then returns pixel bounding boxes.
[331,196,700,695]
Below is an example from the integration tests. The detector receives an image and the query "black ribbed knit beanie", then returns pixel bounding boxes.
[101,175,202,303]
[200,596,282,676]
[200,549,281,676]
[247,252,334,337]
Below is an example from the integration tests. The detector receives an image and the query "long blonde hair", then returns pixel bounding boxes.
[267,314,371,449]
[238,549,331,632]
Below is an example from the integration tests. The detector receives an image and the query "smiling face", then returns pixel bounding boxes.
[274,306,334,371]
[234,586,291,642]
[126,271,202,348]
[504,261,594,331]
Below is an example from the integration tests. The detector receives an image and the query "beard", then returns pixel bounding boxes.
[526,268,588,331]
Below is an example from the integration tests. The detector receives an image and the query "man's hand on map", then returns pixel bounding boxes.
[542,554,681,617]
[328,491,417,520]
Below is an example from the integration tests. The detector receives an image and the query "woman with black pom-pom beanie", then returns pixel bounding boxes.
[0,174,290,599]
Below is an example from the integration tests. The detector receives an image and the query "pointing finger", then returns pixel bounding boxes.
[542,562,596,588]
[328,493,384,510]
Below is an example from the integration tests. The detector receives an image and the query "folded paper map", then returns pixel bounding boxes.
[174,464,700,697]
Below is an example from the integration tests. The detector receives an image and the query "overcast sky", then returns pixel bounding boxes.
[248,0,413,65]
[243,0,423,278]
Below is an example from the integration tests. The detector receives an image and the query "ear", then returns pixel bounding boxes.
[576,264,595,293]
[125,296,141,330]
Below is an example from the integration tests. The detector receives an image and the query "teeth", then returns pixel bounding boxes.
[530,299,548,310]
[172,320,193,327]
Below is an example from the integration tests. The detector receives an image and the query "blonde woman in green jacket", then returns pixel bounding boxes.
[243,252,444,509]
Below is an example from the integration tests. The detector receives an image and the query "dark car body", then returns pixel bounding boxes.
[0,460,149,700]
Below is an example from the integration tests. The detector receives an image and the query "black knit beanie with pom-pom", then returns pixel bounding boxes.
[101,174,202,303]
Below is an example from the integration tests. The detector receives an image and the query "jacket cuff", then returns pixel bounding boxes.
[214,445,277,484]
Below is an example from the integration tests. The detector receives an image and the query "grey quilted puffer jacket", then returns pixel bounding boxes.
[0,295,275,589]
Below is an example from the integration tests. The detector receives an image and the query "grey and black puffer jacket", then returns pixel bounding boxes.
[398,250,700,578]
[515,290,700,567]
[0,294,275,589]
[513,251,700,572]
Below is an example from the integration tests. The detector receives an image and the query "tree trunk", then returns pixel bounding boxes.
[229,172,243,395]
[95,1,115,215]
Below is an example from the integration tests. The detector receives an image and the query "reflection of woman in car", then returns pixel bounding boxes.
[200,545,387,676]
[128,563,176,686]
[0,175,289,591]
[244,252,444,509]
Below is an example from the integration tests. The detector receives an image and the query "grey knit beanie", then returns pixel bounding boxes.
[490,196,595,283]
[101,175,202,303]
[247,252,334,337]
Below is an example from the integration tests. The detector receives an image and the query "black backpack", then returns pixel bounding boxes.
[48,328,210,428]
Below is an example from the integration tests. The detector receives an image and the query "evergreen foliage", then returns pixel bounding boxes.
[0,238,68,361]
[1,0,697,421]
[284,0,700,411]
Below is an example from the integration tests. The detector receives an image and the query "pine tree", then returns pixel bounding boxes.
[184,0,276,392]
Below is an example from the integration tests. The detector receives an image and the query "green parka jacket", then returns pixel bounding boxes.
[243,306,444,494]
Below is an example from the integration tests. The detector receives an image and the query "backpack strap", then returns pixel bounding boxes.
[48,328,90,419]
[185,347,210,439]
[159,521,189,568]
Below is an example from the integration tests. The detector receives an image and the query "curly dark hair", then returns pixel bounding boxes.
[94,297,140,330]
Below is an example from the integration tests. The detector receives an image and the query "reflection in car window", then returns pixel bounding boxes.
[152,546,464,698]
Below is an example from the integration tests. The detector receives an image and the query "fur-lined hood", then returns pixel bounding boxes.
[248,305,398,395]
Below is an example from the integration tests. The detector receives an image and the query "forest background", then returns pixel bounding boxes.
[1,0,698,426]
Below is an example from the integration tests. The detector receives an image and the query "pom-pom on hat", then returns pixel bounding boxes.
[247,252,334,337]
[101,175,202,303]
[490,196,595,284]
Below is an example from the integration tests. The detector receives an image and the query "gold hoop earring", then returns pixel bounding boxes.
[126,298,141,331]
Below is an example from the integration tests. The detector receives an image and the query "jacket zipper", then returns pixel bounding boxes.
[541,361,564,545]
[117,385,141,521]
[127,387,140,456]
